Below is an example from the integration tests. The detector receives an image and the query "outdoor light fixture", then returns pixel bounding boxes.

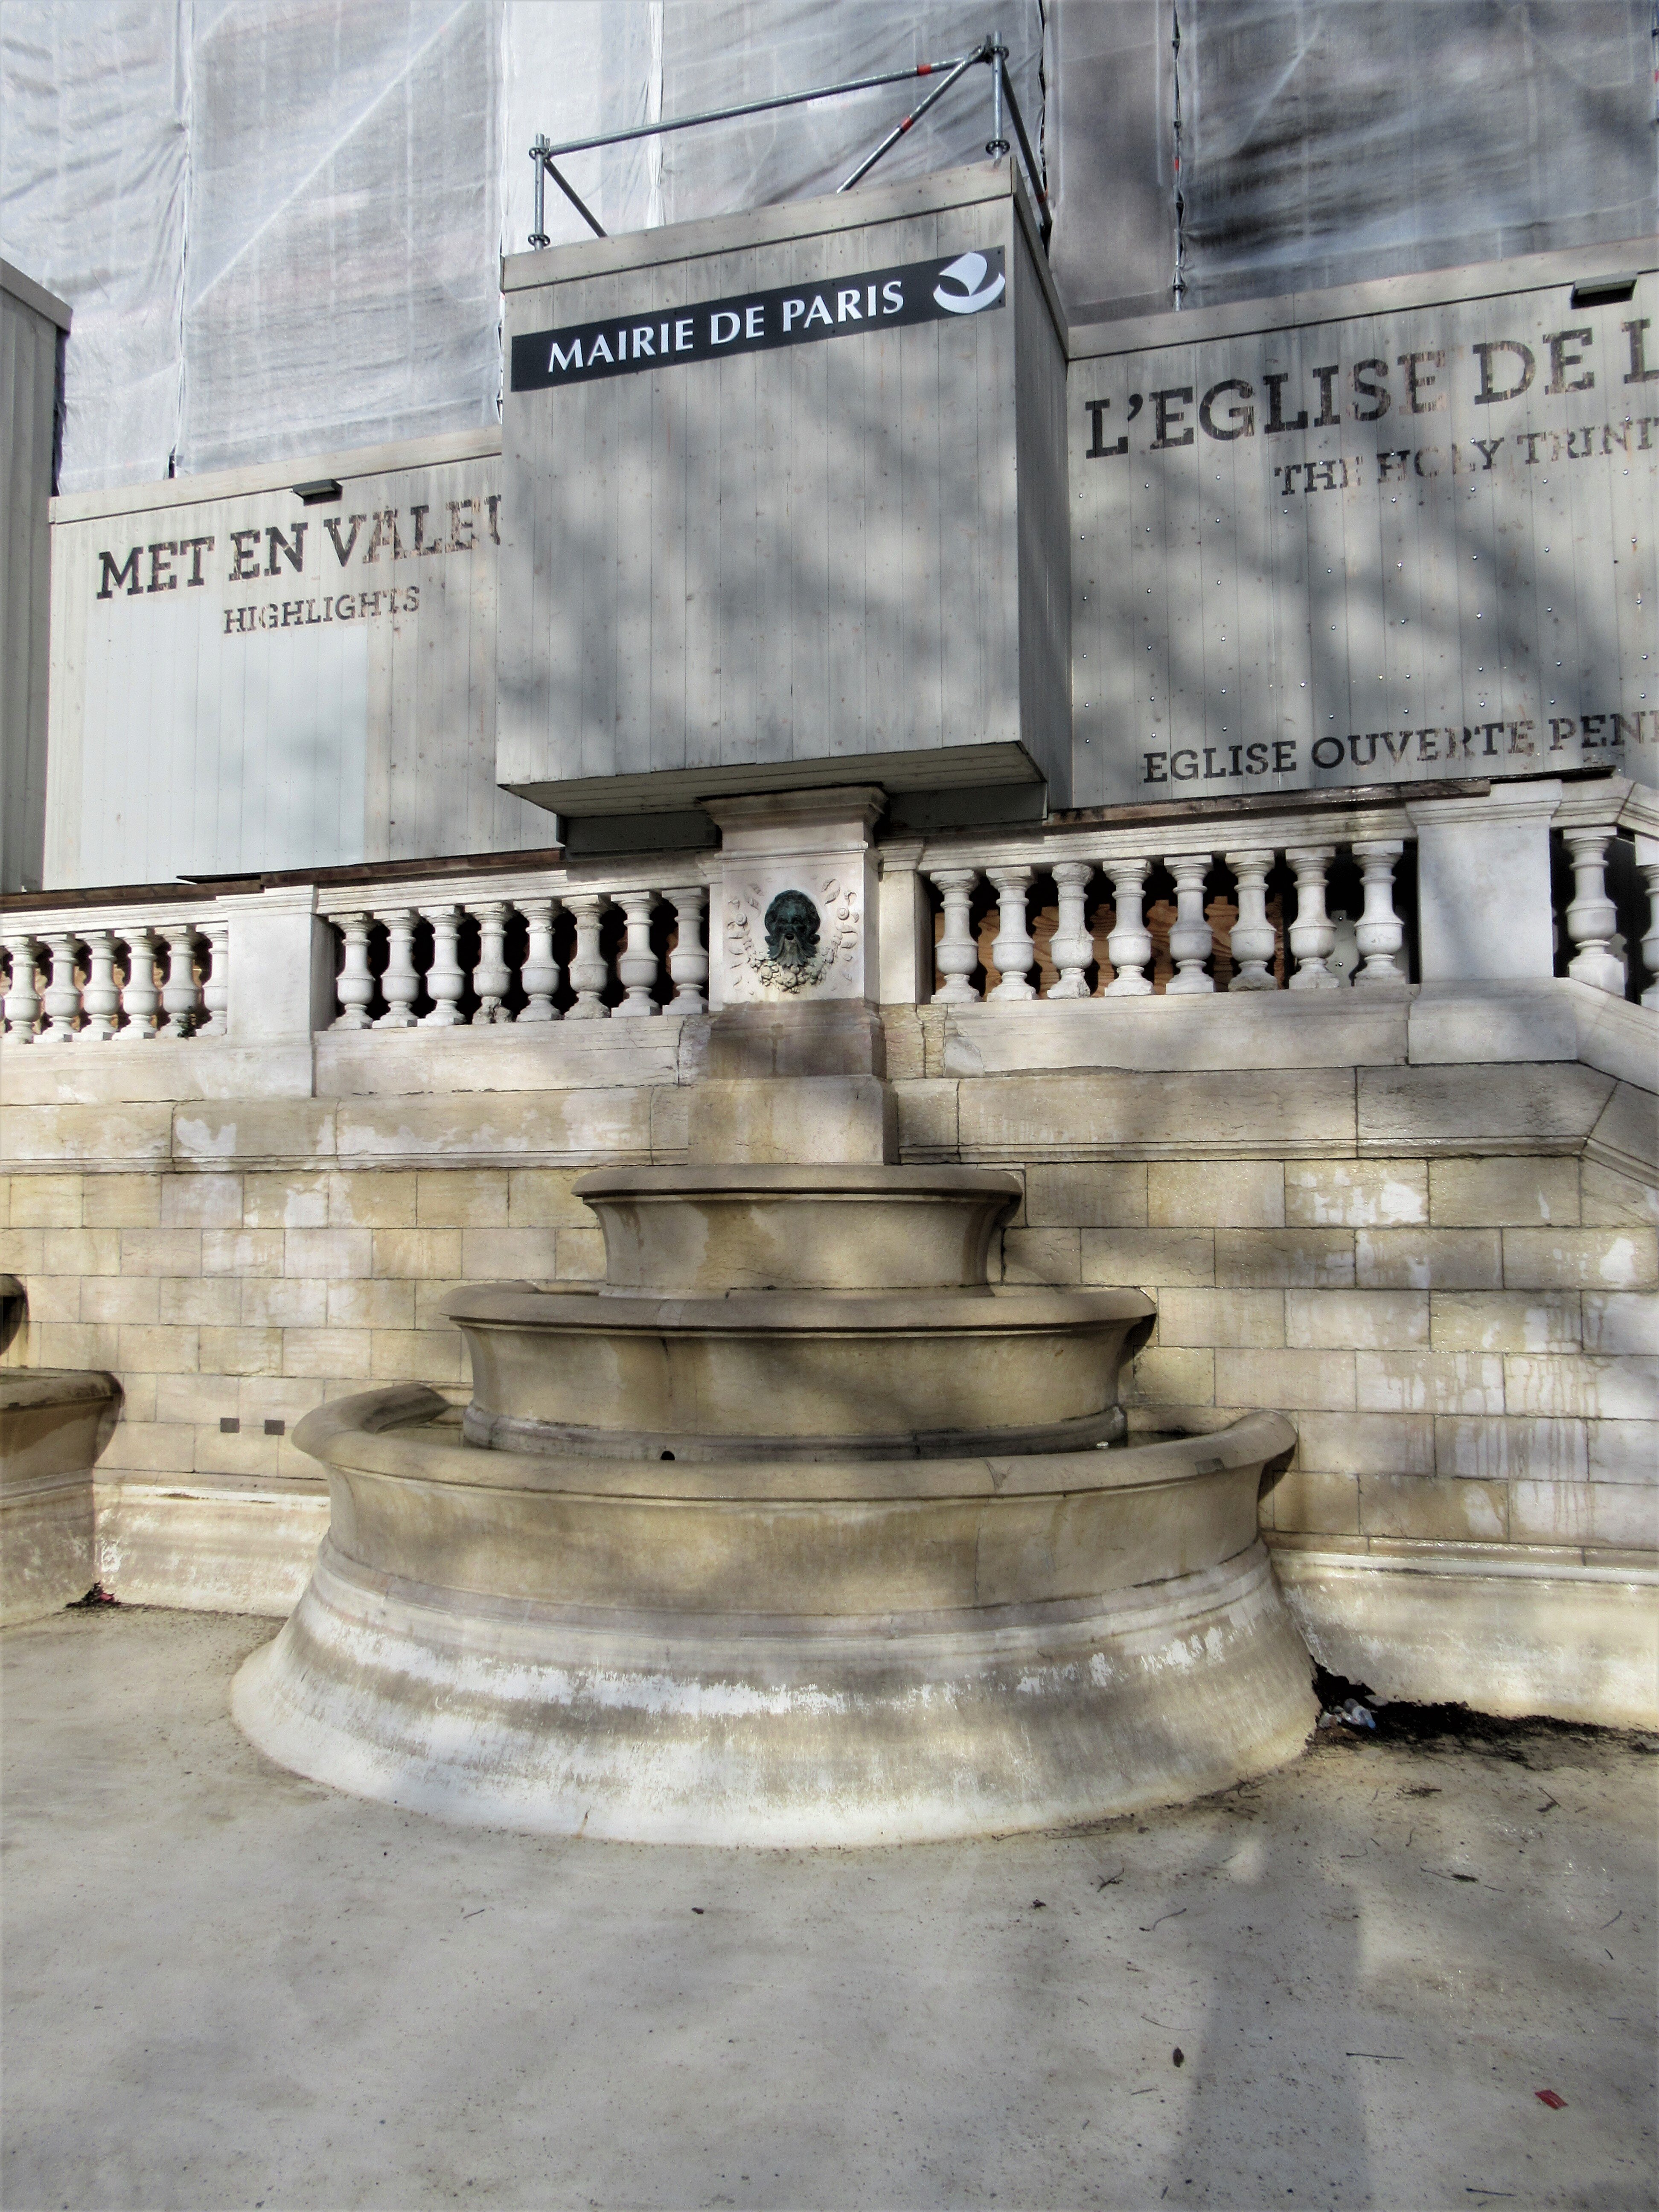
[292,477,342,504]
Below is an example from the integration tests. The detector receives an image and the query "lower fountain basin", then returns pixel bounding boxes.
[233,1385,1317,1846]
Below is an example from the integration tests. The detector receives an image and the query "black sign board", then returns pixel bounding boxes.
[510,248,1006,392]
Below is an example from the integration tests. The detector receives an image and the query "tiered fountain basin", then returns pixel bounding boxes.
[234,1164,1317,1844]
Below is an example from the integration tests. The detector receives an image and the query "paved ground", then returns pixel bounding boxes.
[1,1609,1653,2212]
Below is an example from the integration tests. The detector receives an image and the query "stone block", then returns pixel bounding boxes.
[1122,1346,1214,1404]
[1022,1164,1148,1228]
[43,1228,123,1277]
[280,1329,373,1380]
[1264,1469,1360,1536]
[8,1175,82,1227]
[372,1229,465,1280]
[19,1278,79,1322]
[282,1228,373,1281]
[1080,1229,1215,1289]
[237,1377,329,1426]
[0,1103,172,1164]
[1581,1161,1659,1228]
[1284,1289,1427,1350]
[172,1101,337,1165]
[81,1177,162,1227]
[1155,1288,1284,1348]
[705,1001,885,1078]
[1294,1412,1435,1476]
[369,1330,468,1385]
[116,1324,199,1375]
[1588,1081,1658,1185]
[553,1228,607,1281]
[160,1175,245,1228]
[155,1373,241,1424]
[325,1171,419,1228]
[325,1279,417,1331]
[1587,1421,1659,1483]
[1001,1229,1081,1286]
[1580,1294,1659,1357]
[30,1322,119,1370]
[1429,1156,1581,1228]
[196,1327,284,1377]
[507,1170,595,1228]
[688,1078,894,1167]
[120,1373,157,1422]
[1284,1159,1426,1228]
[98,1420,193,1474]
[1429,1291,1582,1353]
[1357,1064,1613,1155]
[1435,1416,1586,1483]
[1510,1479,1659,1550]
[1355,1229,1502,1289]
[239,1278,329,1328]
[1214,1348,1356,1411]
[1356,1351,1505,1414]
[79,1277,160,1326]
[1359,1474,1508,1543]
[201,1229,284,1278]
[416,1170,511,1228]
[1214,1230,1355,1288]
[894,1080,959,1158]
[0,1229,43,1274]
[1503,1227,1658,1290]
[957,1068,1357,1159]
[157,1277,242,1327]
[1406,983,1577,1064]
[413,1281,466,1330]
[650,1085,690,1159]
[243,1171,330,1228]
[1149,1160,1284,1228]
[335,1089,653,1165]
[459,1228,557,1280]
[1504,1355,1659,1422]
[191,1424,282,1480]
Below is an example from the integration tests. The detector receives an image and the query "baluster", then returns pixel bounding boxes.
[518,897,562,1022]
[661,885,708,1014]
[1639,855,1659,1011]
[375,909,420,1027]
[332,913,376,1029]
[614,890,662,1016]
[1225,849,1278,990]
[158,924,205,1036]
[472,901,512,1023]
[928,868,981,1003]
[1286,847,1341,992]
[39,931,84,1041]
[1103,859,1153,995]
[1047,861,1095,998]
[564,892,611,1020]
[987,866,1036,1001]
[198,917,231,1036]
[419,905,467,1025]
[80,928,122,1039]
[1563,828,1627,995]
[1164,853,1216,994]
[2,933,42,1042]
[1350,841,1407,989]
[118,926,161,1041]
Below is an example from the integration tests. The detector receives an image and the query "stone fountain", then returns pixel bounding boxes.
[234,796,1316,1844]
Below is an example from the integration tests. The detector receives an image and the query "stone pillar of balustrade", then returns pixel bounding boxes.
[198,918,231,1036]
[1562,829,1627,996]
[1046,861,1095,998]
[563,894,611,1020]
[419,905,467,1025]
[1,935,41,1042]
[1224,850,1278,990]
[376,909,421,1027]
[1350,841,1408,989]
[927,869,980,1004]
[1285,848,1341,992]
[1103,860,1153,995]
[157,925,205,1036]
[1406,783,1561,984]
[1164,855,1216,995]
[1639,852,1659,1012]
[661,886,708,1015]
[987,866,1036,1001]
[79,928,122,1040]
[473,902,513,1023]
[38,932,83,1041]
[118,926,160,1041]
[613,891,662,1016]
[332,914,376,1029]
[518,898,562,1021]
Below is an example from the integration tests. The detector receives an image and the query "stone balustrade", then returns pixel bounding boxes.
[0,903,227,1044]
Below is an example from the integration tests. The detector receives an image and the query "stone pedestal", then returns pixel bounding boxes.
[2,1368,121,1624]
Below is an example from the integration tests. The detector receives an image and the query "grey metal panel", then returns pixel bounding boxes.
[1069,266,1659,806]
[1,280,59,892]
[500,169,1059,815]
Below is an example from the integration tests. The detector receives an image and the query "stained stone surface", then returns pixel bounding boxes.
[4,1608,1654,2211]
